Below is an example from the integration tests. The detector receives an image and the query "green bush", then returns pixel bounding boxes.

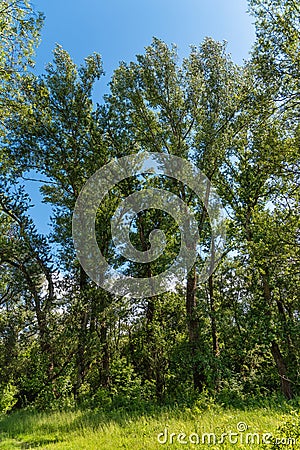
[267,411,300,449]
[0,382,18,414]
[33,377,75,411]
[110,357,142,398]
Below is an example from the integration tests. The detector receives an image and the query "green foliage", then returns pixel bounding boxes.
[109,357,142,399]
[0,383,18,414]
[0,0,44,139]
[0,0,299,424]
[0,0,43,72]
[267,411,300,449]
[248,0,300,121]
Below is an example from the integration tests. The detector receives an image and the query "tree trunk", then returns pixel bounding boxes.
[208,274,219,357]
[186,265,205,391]
[138,213,166,399]
[271,340,293,400]
[208,274,220,391]
[99,323,110,388]
[74,267,89,398]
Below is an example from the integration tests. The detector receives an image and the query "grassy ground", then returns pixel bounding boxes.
[0,402,299,449]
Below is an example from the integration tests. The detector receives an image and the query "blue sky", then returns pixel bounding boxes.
[27,0,256,234]
[34,0,255,74]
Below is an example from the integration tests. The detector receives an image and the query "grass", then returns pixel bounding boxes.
[0,401,299,449]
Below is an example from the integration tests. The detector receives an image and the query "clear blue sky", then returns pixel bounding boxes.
[34,0,255,73]
[27,0,256,234]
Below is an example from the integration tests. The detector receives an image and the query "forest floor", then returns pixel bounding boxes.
[0,401,299,449]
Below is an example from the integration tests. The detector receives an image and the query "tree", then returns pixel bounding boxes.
[220,90,299,398]
[249,0,299,107]
[6,45,117,397]
[104,37,243,393]
[0,0,43,138]
[0,180,60,402]
[2,22,299,407]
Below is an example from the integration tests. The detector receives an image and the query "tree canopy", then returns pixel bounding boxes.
[0,0,299,411]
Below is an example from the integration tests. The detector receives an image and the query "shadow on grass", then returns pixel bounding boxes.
[0,436,60,450]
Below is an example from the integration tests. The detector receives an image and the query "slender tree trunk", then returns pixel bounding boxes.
[138,214,165,399]
[184,182,211,392]
[186,265,205,392]
[208,274,220,391]
[74,267,89,398]
[208,274,219,357]
[99,323,110,387]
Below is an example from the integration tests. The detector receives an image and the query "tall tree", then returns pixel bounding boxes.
[104,37,243,393]
[5,46,114,396]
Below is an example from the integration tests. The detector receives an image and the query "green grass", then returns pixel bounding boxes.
[0,402,299,449]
